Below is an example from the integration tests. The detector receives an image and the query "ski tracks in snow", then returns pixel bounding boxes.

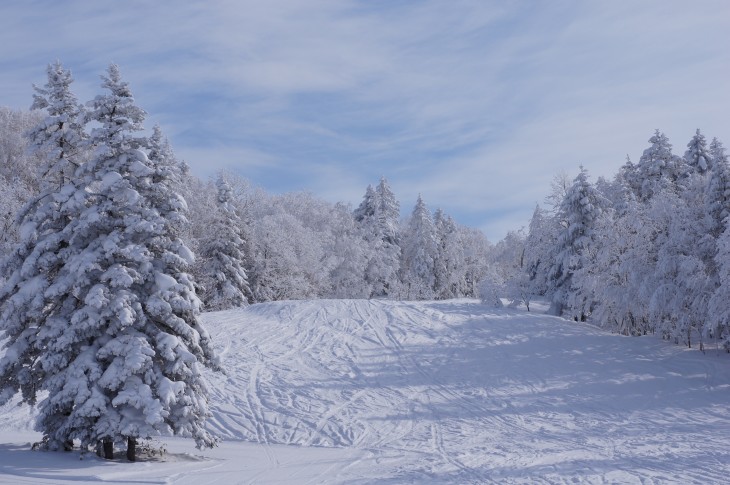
[200,299,730,484]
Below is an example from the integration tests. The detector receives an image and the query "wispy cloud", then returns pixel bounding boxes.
[1,0,729,240]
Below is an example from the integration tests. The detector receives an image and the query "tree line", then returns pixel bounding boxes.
[491,128,730,352]
[0,110,491,311]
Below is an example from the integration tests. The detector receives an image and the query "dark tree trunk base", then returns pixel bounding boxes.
[103,439,113,460]
[127,437,136,462]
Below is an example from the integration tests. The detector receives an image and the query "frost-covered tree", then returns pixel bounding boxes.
[709,223,730,350]
[521,205,557,302]
[460,226,491,298]
[546,167,603,317]
[479,266,505,309]
[371,177,402,297]
[647,188,712,348]
[198,176,252,310]
[401,195,437,300]
[433,209,466,299]
[0,62,86,428]
[27,61,88,187]
[329,202,370,299]
[491,229,531,309]
[0,107,46,194]
[705,138,730,238]
[25,65,218,459]
[684,129,712,176]
[703,139,730,349]
[248,193,330,302]
[618,155,641,200]
[635,130,684,200]
[585,201,644,335]
[353,184,376,223]
[354,178,402,298]
[0,106,49,259]
[376,177,400,247]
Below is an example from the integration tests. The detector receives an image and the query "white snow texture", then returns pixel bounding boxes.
[1,298,729,484]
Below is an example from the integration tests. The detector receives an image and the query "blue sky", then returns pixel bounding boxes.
[1,0,729,241]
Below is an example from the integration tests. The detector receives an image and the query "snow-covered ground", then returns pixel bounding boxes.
[2,299,730,484]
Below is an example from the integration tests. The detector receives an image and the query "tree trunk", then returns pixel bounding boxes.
[103,438,114,460]
[127,437,136,462]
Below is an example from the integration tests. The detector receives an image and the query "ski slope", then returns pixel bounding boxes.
[1,299,730,484]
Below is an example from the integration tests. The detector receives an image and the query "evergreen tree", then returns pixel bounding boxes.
[635,130,684,201]
[522,205,557,300]
[709,222,730,350]
[684,129,712,175]
[353,184,376,223]
[0,62,86,430]
[705,139,730,349]
[355,178,402,298]
[433,209,465,299]
[26,65,218,458]
[705,138,730,238]
[375,177,400,247]
[618,155,641,199]
[648,189,710,348]
[401,195,437,299]
[546,167,603,317]
[198,176,252,310]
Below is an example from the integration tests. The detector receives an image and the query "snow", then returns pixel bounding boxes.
[2,298,730,483]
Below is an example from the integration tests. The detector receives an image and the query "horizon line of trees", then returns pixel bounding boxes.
[0,114,492,312]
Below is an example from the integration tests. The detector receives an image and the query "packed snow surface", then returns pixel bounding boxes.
[1,299,730,483]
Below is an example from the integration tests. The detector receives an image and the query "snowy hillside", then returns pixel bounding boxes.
[2,299,730,484]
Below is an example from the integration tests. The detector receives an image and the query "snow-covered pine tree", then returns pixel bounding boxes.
[0,62,86,435]
[376,177,400,247]
[618,155,641,200]
[354,178,402,298]
[705,138,730,239]
[401,195,437,300]
[432,209,450,299]
[546,167,603,318]
[635,130,684,201]
[648,187,711,348]
[32,65,219,459]
[709,221,730,351]
[684,129,712,176]
[371,177,402,297]
[521,205,557,302]
[198,175,252,310]
[645,130,717,348]
[705,138,730,349]
[353,184,377,223]
[433,209,466,299]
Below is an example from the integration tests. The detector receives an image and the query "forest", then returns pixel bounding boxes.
[2,63,728,352]
[0,93,491,311]
[489,129,730,353]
